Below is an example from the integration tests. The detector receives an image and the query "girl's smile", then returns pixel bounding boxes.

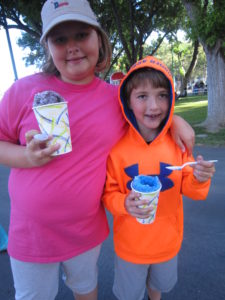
[47,21,101,85]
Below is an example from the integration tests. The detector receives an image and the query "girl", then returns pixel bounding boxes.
[0,1,194,299]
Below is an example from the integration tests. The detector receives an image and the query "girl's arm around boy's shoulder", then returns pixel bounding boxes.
[170,114,195,155]
[181,155,216,200]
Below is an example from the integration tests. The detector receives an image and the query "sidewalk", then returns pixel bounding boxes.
[0,146,225,300]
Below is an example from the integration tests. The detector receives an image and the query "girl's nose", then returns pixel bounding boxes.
[67,39,79,53]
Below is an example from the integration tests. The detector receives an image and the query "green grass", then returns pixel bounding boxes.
[175,95,225,146]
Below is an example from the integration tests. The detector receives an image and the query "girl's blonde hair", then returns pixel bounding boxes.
[41,26,112,76]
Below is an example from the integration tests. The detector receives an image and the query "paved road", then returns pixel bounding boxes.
[0,146,225,300]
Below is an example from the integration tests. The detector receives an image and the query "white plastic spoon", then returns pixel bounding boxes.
[34,133,49,141]
[166,160,218,171]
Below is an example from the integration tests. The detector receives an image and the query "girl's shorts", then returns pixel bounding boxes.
[10,244,101,300]
[113,254,178,300]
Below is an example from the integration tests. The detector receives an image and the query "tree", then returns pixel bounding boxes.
[0,0,185,72]
[180,40,199,96]
[182,0,225,131]
[0,1,43,38]
[107,0,185,68]
[0,1,44,68]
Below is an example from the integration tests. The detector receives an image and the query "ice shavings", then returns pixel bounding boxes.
[131,175,161,192]
[33,91,65,107]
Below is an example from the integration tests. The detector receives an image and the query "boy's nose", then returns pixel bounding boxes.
[147,97,158,110]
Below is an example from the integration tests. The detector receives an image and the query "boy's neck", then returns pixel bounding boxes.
[138,127,159,143]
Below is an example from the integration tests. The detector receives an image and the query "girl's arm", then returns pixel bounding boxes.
[0,141,31,168]
[170,115,195,155]
[0,130,60,168]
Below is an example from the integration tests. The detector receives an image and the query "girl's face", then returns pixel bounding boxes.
[47,21,101,85]
[129,81,170,141]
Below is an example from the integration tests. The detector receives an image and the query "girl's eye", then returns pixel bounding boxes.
[53,36,67,44]
[75,32,89,40]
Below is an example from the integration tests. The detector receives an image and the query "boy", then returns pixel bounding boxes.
[102,56,215,300]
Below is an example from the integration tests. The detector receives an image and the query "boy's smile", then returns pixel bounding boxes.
[129,81,170,142]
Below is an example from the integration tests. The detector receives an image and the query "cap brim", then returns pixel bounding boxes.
[40,13,100,43]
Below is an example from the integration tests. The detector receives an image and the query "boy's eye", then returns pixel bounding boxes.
[137,94,147,100]
[159,93,169,99]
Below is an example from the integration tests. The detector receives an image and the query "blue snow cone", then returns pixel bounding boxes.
[0,224,8,252]
[131,175,161,193]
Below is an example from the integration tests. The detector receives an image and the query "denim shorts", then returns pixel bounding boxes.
[113,254,178,300]
[10,244,101,300]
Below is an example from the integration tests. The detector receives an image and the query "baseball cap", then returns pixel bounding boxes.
[40,0,101,43]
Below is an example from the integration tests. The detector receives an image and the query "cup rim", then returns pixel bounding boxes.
[131,180,162,194]
[32,101,68,109]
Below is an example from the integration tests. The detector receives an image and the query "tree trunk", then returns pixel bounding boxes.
[180,40,199,97]
[201,41,225,131]
[182,0,225,131]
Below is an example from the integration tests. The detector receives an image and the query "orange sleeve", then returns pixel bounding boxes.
[102,155,129,216]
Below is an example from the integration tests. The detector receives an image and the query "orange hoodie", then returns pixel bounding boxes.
[102,56,211,264]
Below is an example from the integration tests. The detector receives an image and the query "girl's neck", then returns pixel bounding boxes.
[59,73,95,85]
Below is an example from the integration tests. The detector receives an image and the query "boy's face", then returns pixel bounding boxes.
[129,81,170,141]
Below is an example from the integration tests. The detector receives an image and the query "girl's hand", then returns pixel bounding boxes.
[171,115,195,156]
[124,191,153,219]
[193,155,216,182]
[25,130,60,167]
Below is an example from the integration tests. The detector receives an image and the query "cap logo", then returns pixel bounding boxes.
[51,1,69,9]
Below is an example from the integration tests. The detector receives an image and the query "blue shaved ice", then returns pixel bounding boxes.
[131,175,161,193]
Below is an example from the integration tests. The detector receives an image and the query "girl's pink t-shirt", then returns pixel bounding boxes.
[0,74,126,262]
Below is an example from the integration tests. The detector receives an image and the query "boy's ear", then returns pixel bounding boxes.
[127,99,131,109]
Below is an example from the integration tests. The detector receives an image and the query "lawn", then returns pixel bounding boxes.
[174,95,225,146]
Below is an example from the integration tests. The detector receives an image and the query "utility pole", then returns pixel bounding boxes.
[171,45,176,90]
[2,6,18,81]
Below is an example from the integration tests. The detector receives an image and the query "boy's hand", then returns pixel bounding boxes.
[25,130,60,167]
[193,155,216,182]
[124,191,153,219]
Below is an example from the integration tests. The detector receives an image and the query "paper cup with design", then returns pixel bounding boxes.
[131,175,162,224]
[33,91,72,156]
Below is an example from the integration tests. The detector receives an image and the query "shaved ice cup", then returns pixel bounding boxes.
[33,102,72,156]
[131,176,162,225]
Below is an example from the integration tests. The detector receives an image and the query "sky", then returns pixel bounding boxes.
[0,27,38,97]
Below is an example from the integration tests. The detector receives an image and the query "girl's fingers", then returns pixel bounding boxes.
[40,143,61,157]
[176,138,186,153]
[25,130,40,144]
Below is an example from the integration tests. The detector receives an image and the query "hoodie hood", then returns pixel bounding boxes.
[119,56,175,142]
